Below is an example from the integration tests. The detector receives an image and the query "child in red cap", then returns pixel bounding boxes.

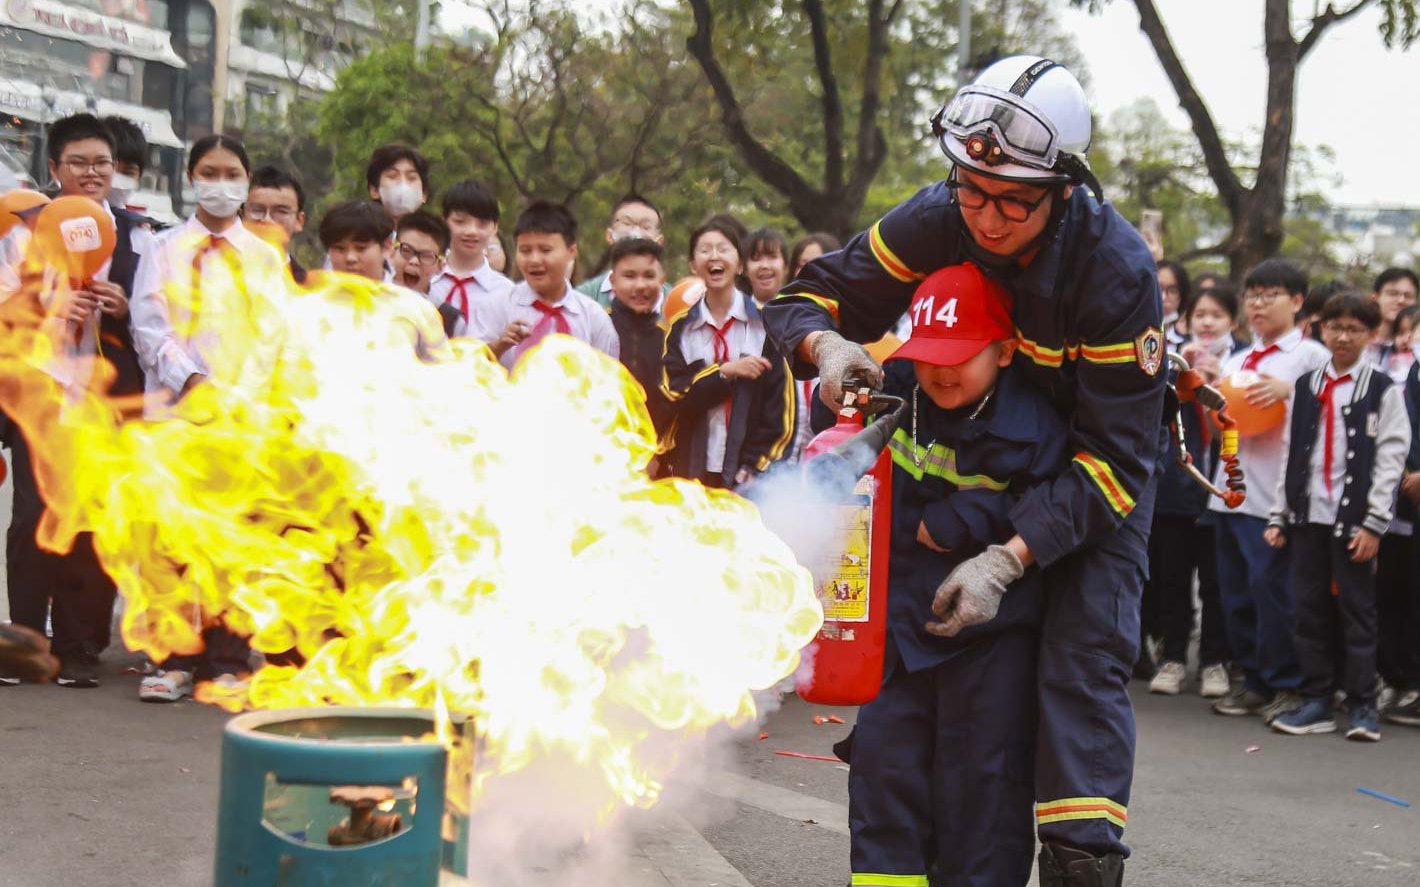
[841,263,1069,887]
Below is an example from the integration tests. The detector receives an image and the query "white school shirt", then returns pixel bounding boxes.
[677,292,767,474]
[129,215,287,412]
[472,280,619,370]
[1208,327,1330,520]
[426,257,513,337]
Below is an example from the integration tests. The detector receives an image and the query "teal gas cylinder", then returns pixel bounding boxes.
[214,707,473,887]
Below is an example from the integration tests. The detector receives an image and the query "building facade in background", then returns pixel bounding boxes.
[0,0,219,217]
[219,0,384,138]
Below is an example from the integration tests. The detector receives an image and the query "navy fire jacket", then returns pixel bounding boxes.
[877,360,1068,671]
[763,183,1166,567]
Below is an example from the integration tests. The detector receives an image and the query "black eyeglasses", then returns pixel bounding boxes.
[395,242,441,267]
[945,175,1052,223]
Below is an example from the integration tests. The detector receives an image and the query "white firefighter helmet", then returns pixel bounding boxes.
[932,55,1092,185]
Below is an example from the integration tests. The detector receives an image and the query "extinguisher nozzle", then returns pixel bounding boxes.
[802,394,907,498]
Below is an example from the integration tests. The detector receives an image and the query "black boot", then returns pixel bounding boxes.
[1038,843,1125,887]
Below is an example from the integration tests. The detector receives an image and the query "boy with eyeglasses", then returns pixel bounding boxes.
[392,210,466,341]
[1265,292,1409,741]
[1208,258,1330,722]
[0,113,154,689]
[392,211,449,296]
[243,165,308,283]
[428,180,511,337]
[577,194,666,308]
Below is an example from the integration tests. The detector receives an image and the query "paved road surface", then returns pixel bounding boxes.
[2,646,1417,887]
[2,460,1419,886]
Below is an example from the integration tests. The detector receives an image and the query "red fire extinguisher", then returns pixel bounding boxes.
[795,385,902,706]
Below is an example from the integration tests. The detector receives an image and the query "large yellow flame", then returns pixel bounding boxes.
[0,242,821,815]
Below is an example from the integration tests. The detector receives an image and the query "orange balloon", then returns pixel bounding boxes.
[661,276,706,323]
[0,189,51,239]
[1216,371,1285,437]
[31,196,116,283]
[864,333,902,363]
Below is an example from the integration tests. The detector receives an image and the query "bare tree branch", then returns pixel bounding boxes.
[684,0,818,201]
[846,0,892,201]
[802,0,845,191]
[1299,0,1376,58]
[1130,0,1245,214]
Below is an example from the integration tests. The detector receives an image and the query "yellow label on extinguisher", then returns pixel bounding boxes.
[819,475,873,623]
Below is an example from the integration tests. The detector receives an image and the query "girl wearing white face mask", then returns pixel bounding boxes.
[128,132,288,701]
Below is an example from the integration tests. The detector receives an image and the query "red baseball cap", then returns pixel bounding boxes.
[886,263,1014,367]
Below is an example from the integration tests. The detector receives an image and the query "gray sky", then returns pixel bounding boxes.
[1062,1,1419,207]
[441,0,1419,207]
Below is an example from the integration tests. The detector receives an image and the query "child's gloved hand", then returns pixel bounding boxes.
[925,544,1024,638]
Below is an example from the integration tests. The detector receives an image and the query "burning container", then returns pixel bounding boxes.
[215,707,472,886]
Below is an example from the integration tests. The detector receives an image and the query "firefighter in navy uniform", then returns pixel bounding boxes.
[763,56,1165,887]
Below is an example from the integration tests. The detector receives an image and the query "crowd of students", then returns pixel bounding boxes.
[2,112,1419,743]
[1142,259,1420,739]
[0,114,813,697]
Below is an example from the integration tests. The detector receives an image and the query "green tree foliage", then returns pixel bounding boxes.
[284,0,1079,274]
[315,2,754,276]
[684,0,1082,239]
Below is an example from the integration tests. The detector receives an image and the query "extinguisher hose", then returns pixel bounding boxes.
[804,393,908,494]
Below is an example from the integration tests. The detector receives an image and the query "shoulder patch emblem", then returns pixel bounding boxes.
[1135,327,1164,376]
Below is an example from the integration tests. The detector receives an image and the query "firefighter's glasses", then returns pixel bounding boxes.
[946,176,1052,223]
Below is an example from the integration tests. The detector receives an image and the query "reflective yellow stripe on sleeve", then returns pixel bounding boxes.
[1020,332,1141,368]
[1036,797,1128,830]
[760,358,798,469]
[868,221,926,284]
[1073,452,1135,517]
[1072,341,1137,365]
[775,289,841,323]
[1015,329,1065,368]
[850,875,931,887]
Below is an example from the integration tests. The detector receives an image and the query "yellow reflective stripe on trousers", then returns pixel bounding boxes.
[1036,796,1128,829]
[888,429,1009,490]
[850,874,931,886]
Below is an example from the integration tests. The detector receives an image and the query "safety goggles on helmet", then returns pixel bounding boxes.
[932,85,1062,173]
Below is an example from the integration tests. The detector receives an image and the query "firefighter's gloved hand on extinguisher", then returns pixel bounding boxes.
[811,331,883,407]
[926,544,1025,637]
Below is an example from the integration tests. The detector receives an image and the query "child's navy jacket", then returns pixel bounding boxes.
[878,359,1069,672]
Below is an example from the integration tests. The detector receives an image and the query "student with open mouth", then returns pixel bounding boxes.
[657,217,796,489]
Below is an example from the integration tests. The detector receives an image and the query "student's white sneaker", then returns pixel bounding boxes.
[1149,660,1186,695]
[139,669,193,703]
[1199,664,1231,699]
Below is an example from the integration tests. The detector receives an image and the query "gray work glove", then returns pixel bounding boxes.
[926,545,1025,638]
[811,331,884,408]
